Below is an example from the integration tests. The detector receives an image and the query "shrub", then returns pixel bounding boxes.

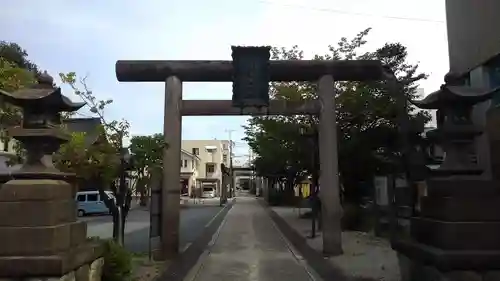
[101,239,132,281]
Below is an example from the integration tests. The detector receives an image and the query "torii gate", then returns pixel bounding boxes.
[115,47,409,259]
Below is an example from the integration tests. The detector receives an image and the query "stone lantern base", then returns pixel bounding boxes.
[397,252,500,281]
[393,178,500,281]
[0,178,103,280]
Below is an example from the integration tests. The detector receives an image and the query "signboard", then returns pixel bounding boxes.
[373,176,388,206]
[149,173,162,238]
[231,46,271,108]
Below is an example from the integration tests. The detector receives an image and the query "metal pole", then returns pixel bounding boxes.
[318,74,343,256]
[310,139,316,239]
[226,129,235,198]
[116,154,125,246]
[309,132,319,238]
[220,171,225,206]
[161,76,182,259]
[148,200,152,261]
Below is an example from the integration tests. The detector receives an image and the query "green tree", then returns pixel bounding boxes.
[0,41,40,74]
[244,28,430,209]
[57,72,131,245]
[129,134,166,206]
[0,42,39,154]
[244,29,431,255]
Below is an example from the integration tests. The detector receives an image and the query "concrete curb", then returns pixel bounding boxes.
[265,201,325,281]
[156,199,235,281]
[259,199,350,281]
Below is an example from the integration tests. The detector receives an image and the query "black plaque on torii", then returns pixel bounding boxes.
[231,46,271,109]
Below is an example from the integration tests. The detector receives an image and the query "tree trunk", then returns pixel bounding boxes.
[116,206,124,245]
[96,170,131,246]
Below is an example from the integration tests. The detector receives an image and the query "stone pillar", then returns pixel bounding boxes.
[318,74,343,256]
[161,75,182,259]
[0,74,102,279]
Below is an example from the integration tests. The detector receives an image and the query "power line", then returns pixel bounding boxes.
[256,0,445,23]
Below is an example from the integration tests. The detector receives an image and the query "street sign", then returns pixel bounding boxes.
[149,173,162,238]
[231,46,271,108]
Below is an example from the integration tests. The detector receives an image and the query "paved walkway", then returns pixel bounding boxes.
[186,197,319,281]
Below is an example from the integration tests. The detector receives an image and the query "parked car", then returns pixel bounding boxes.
[202,187,216,198]
[75,191,114,217]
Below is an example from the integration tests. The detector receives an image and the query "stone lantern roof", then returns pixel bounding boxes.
[410,85,499,110]
[0,71,85,113]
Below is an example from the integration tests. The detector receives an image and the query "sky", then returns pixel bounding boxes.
[0,0,448,165]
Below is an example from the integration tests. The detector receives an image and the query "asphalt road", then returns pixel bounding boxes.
[80,205,223,253]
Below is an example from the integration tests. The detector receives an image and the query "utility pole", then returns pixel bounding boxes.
[225,129,236,198]
[248,149,255,195]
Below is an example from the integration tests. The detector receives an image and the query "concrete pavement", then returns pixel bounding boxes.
[184,197,321,281]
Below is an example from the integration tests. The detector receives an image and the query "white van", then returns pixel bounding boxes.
[75,191,114,217]
[202,187,216,198]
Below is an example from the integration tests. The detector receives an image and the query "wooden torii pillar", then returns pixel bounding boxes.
[115,58,399,259]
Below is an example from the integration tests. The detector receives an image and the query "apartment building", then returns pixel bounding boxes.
[181,140,230,197]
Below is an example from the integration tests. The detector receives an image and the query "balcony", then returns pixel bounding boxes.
[206,172,219,178]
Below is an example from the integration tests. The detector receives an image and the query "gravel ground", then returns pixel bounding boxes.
[330,231,400,281]
[272,207,400,281]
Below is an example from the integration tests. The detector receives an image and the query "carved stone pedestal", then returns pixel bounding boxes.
[0,179,102,278]
[394,178,500,281]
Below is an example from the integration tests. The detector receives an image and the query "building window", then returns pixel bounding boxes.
[223,154,228,163]
[223,143,228,150]
[192,148,199,155]
[184,160,188,168]
[207,164,215,173]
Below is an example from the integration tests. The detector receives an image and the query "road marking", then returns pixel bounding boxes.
[204,203,229,228]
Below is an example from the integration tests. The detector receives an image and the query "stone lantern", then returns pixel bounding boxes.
[0,72,104,279]
[393,73,500,280]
